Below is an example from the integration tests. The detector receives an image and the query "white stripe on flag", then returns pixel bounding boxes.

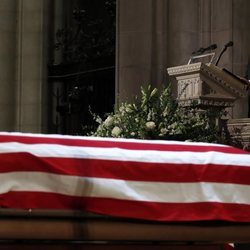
[0,142,249,167]
[1,172,250,204]
[0,132,227,147]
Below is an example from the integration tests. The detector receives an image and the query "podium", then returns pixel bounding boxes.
[167,62,248,108]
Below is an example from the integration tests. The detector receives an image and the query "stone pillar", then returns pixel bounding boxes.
[167,0,200,67]
[166,0,200,96]
[116,0,168,103]
[210,0,234,70]
[231,0,250,118]
[207,0,250,118]
[199,0,213,47]
[15,0,49,133]
[0,0,17,131]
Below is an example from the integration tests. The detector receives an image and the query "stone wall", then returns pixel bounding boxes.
[116,0,250,119]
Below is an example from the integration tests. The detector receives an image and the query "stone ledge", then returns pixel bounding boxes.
[226,118,250,148]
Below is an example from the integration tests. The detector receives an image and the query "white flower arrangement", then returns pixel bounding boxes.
[91,85,220,142]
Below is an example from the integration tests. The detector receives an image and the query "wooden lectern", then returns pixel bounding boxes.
[167,62,248,108]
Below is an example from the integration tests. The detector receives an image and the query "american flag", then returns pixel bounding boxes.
[0,132,250,222]
[224,243,234,249]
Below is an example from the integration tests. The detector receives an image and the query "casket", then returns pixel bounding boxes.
[0,132,249,246]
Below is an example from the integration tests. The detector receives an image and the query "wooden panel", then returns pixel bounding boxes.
[0,213,250,243]
[0,243,222,250]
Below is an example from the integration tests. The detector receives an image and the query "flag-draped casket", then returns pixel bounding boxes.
[0,132,249,222]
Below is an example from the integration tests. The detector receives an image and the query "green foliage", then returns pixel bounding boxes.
[90,85,221,142]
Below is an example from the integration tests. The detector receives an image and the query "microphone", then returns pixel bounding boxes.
[192,47,205,55]
[192,44,217,55]
[215,41,234,66]
[206,43,217,51]
[225,41,233,48]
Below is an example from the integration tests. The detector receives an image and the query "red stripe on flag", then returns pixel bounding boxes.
[1,191,250,222]
[0,153,249,184]
[0,134,246,154]
[224,244,234,249]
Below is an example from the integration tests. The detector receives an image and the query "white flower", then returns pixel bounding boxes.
[163,106,169,117]
[104,116,114,127]
[130,132,135,136]
[147,111,152,121]
[97,125,103,132]
[125,106,133,113]
[111,126,121,137]
[168,122,177,129]
[145,121,156,131]
[95,117,103,124]
[119,106,125,112]
[160,128,168,135]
